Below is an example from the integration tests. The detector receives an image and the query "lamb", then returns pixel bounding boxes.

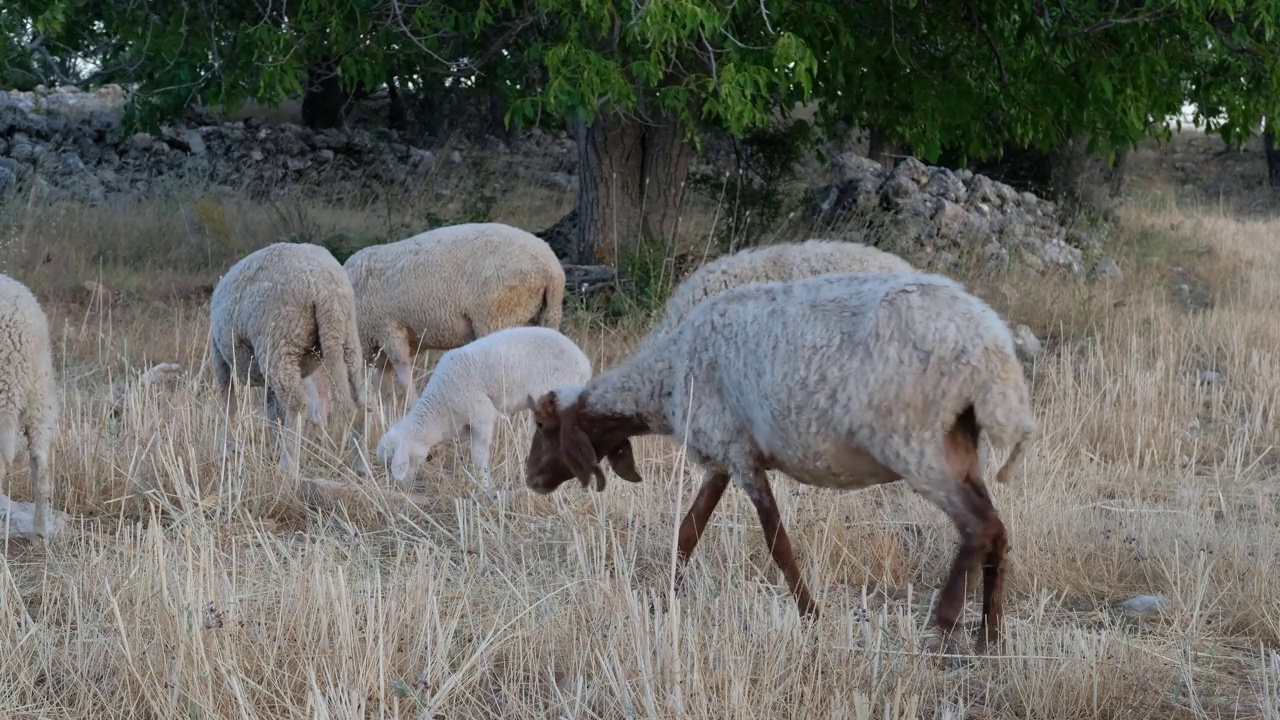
[376,326,592,495]
[523,271,1037,649]
[343,222,566,398]
[0,274,59,543]
[635,239,912,353]
[209,242,369,476]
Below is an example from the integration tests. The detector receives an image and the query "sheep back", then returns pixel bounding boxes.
[209,242,363,410]
[641,240,912,350]
[344,223,565,356]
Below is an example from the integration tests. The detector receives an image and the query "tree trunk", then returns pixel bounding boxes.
[301,59,347,130]
[1264,123,1280,188]
[386,71,405,131]
[570,108,694,265]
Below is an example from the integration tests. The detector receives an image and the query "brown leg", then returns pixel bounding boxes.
[935,473,1006,646]
[738,467,819,619]
[673,470,731,595]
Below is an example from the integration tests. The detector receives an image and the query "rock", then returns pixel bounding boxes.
[408,147,436,173]
[892,156,931,186]
[933,199,969,241]
[923,168,966,203]
[183,129,207,156]
[832,151,887,182]
[1119,594,1167,614]
[1012,324,1043,362]
[1089,258,1124,282]
[0,493,67,542]
[880,174,919,209]
[131,132,154,151]
[0,165,14,198]
[1197,370,1223,386]
[448,149,463,164]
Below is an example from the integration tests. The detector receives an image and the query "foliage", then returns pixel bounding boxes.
[688,119,813,251]
[4,1,1280,183]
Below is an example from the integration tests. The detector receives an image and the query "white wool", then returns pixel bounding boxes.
[636,239,912,353]
[377,326,592,491]
[0,274,58,543]
[209,242,368,475]
[343,222,566,397]
[579,271,1035,495]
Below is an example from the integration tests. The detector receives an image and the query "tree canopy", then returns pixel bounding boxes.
[5,0,1280,257]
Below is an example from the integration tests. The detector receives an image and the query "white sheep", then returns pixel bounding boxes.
[376,326,592,495]
[636,239,912,353]
[343,222,566,399]
[209,242,369,476]
[0,274,59,543]
[523,271,1036,649]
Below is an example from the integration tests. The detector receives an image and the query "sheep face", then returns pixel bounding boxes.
[524,391,645,494]
[375,426,434,486]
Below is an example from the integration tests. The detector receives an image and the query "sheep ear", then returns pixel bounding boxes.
[606,440,643,484]
[558,406,604,491]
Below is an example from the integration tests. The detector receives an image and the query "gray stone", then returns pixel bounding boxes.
[0,165,14,198]
[880,174,919,208]
[933,199,969,240]
[1120,594,1167,614]
[1089,258,1124,282]
[1197,370,1224,386]
[923,168,966,203]
[0,493,67,542]
[892,156,931,186]
[183,129,207,156]
[131,132,154,151]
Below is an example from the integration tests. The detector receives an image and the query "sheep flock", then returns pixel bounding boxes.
[1,220,1046,657]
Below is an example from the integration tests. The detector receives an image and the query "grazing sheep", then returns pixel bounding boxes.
[523,271,1036,649]
[210,242,368,476]
[344,222,566,398]
[0,274,59,543]
[376,326,592,495]
[635,239,912,353]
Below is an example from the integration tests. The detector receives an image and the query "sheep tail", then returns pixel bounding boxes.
[536,272,565,330]
[973,374,1037,485]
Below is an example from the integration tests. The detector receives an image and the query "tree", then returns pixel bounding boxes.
[8,0,1280,256]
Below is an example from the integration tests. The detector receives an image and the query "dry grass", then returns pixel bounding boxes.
[1,157,1279,719]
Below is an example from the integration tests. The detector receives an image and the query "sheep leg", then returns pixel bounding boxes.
[933,476,1005,648]
[266,385,304,478]
[28,437,52,543]
[965,474,1007,648]
[466,409,498,494]
[673,469,731,596]
[737,466,819,619]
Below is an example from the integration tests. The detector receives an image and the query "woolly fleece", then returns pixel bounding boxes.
[344,222,566,396]
[636,239,912,353]
[377,326,592,491]
[209,242,367,474]
[545,271,1036,502]
[0,273,58,542]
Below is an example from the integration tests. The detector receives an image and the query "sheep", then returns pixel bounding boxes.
[343,222,566,399]
[376,326,592,495]
[0,273,59,544]
[635,239,912,353]
[523,271,1036,649]
[209,242,369,476]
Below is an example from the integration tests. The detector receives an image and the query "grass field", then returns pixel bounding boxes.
[1,138,1279,719]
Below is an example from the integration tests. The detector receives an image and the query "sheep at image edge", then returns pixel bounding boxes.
[0,273,59,544]
[376,326,592,496]
[209,242,369,476]
[635,239,913,353]
[343,222,566,399]
[523,271,1037,650]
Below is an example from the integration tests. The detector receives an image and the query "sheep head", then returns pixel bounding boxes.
[525,389,645,494]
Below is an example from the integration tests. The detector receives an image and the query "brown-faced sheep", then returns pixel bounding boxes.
[523,271,1036,650]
